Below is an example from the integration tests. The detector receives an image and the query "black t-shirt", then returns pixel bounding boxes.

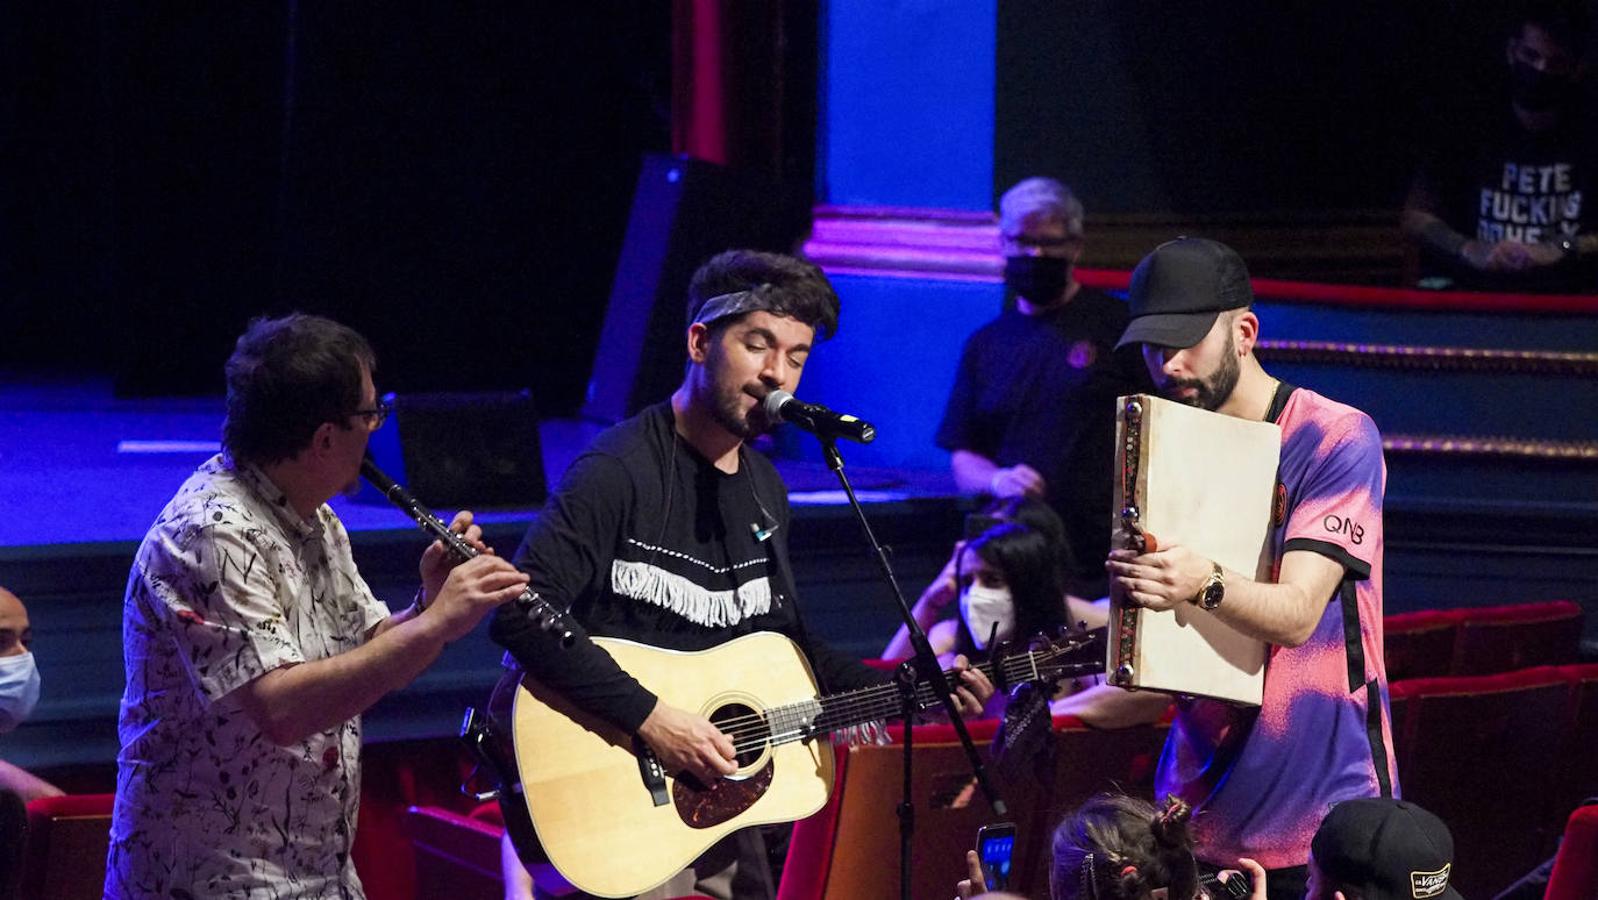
[491,402,886,735]
[935,288,1151,591]
[1417,105,1598,293]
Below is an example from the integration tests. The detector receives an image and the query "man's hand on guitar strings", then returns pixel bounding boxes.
[1105,545,1212,612]
[949,655,995,718]
[637,701,738,784]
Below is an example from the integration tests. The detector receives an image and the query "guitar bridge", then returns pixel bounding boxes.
[635,738,670,807]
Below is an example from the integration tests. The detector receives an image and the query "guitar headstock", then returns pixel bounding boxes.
[1000,627,1106,685]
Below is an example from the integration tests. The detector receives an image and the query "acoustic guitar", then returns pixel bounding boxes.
[501,629,1100,897]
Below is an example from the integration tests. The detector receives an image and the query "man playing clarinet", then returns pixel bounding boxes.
[106,313,528,899]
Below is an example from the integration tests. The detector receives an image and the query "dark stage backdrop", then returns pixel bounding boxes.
[5,4,672,413]
[994,1,1597,215]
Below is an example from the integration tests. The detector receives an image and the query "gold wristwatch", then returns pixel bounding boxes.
[1194,562,1225,611]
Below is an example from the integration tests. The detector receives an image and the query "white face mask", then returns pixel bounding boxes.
[0,651,40,733]
[959,584,1015,650]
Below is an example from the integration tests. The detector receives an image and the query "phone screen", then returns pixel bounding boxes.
[977,823,1016,891]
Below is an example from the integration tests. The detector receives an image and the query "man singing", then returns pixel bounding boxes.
[1106,239,1396,900]
[493,250,992,899]
[107,314,529,899]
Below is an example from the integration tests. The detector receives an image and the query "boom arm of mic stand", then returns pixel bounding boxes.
[816,439,1007,900]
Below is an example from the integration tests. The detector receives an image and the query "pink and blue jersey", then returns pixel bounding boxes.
[1156,385,1398,870]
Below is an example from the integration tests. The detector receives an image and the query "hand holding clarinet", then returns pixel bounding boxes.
[417,510,528,642]
[364,457,575,646]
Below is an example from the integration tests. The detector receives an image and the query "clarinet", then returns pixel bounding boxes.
[361,456,575,647]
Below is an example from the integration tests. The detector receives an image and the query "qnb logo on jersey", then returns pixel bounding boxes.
[1322,514,1365,545]
[1410,864,1451,899]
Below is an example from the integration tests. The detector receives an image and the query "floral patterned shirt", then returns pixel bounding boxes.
[106,455,391,899]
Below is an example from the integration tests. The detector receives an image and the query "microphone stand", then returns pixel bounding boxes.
[815,435,1006,900]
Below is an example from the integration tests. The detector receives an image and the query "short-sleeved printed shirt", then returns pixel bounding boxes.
[1156,386,1397,870]
[107,455,391,899]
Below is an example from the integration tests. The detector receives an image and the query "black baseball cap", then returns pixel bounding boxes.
[1311,798,1463,900]
[1116,237,1254,350]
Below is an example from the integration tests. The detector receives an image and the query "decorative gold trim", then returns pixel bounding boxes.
[802,206,1406,283]
[1384,434,1598,462]
[1255,340,1598,376]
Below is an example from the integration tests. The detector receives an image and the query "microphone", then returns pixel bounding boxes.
[763,390,876,444]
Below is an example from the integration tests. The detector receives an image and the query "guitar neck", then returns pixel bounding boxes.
[761,647,1090,747]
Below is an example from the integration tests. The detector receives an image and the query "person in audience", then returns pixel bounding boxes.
[1403,1,1597,293]
[883,513,1073,655]
[954,793,1266,900]
[105,314,530,899]
[0,586,62,803]
[937,177,1151,599]
[884,499,1096,657]
[882,501,1170,727]
[1108,238,1394,899]
[1305,798,1462,900]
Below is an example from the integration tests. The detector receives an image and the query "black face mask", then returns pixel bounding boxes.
[1004,255,1070,304]
[1511,61,1579,112]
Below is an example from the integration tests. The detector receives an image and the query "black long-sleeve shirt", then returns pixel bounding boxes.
[491,402,887,735]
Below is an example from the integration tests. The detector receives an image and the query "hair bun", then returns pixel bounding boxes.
[1150,796,1193,848]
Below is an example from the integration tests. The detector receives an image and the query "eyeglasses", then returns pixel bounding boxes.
[351,398,393,430]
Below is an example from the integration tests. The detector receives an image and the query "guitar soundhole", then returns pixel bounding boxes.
[669,701,776,829]
[708,702,767,769]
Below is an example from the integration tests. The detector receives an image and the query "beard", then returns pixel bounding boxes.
[709,379,771,440]
[1159,336,1241,412]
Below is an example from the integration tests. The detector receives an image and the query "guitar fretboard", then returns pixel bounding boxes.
[756,638,1102,748]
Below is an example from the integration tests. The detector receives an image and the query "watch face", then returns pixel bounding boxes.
[1201,581,1224,609]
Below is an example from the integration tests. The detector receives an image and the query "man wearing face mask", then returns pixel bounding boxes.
[1404,1,1598,293]
[937,177,1151,596]
[0,585,63,803]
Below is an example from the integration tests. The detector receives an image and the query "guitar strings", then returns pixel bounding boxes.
[702,653,1036,736]
[706,650,1059,737]
[709,651,1069,753]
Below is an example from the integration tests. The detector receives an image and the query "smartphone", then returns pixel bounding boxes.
[1200,869,1252,899]
[976,822,1016,891]
[964,512,1003,540]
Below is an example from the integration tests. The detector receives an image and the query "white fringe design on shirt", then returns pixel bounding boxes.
[611,559,772,628]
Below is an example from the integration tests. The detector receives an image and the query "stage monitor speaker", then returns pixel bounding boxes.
[363,390,545,509]
[582,153,808,422]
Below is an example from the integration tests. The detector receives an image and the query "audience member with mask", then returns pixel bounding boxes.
[1403,1,1598,292]
[936,176,1151,598]
[884,503,1170,727]
[0,585,63,803]
[882,521,1071,717]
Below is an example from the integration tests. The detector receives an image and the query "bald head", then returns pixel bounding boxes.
[0,587,30,657]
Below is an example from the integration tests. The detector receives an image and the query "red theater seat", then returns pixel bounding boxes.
[1557,663,1598,816]
[404,805,505,900]
[778,714,1168,900]
[1388,668,1572,897]
[1545,803,1598,900]
[22,793,114,900]
[1450,600,1583,676]
[1382,608,1463,681]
